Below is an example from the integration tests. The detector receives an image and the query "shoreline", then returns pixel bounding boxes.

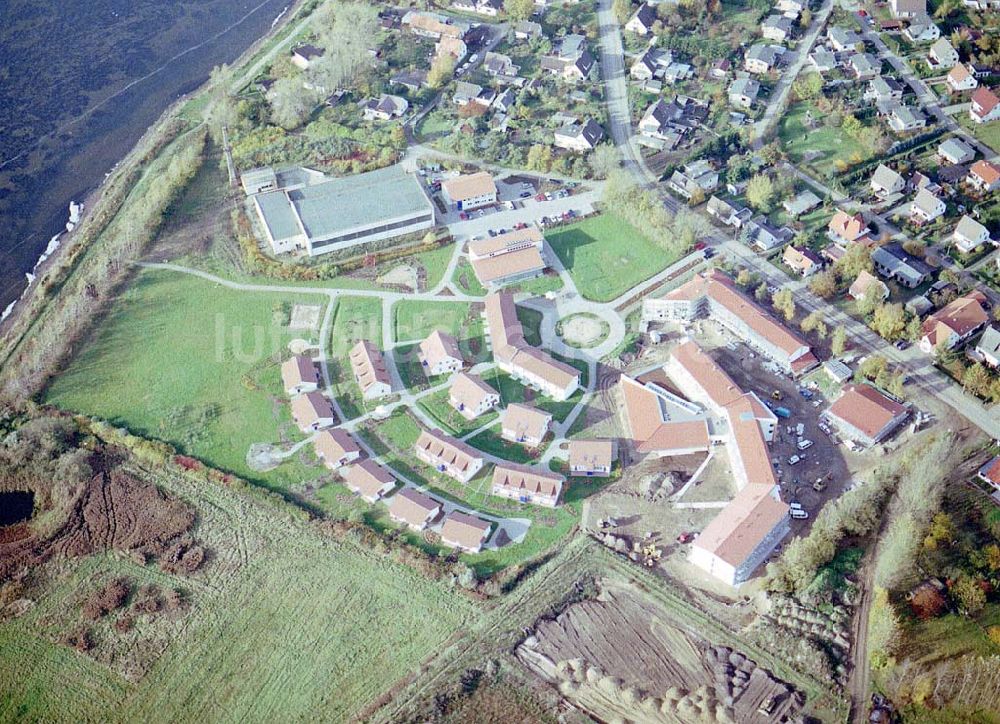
[0,0,304,340]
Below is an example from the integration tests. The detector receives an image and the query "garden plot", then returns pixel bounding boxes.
[517,579,803,723]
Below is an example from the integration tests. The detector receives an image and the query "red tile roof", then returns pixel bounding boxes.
[693,484,788,566]
[828,384,907,440]
[921,292,988,347]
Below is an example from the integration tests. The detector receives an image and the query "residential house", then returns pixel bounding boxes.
[938,137,976,165]
[776,0,806,12]
[568,439,615,477]
[975,326,1000,368]
[452,80,493,106]
[782,190,821,218]
[442,171,497,210]
[910,188,946,224]
[500,403,552,447]
[668,159,719,200]
[711,59,732,78]
[625,3,657,35]
[349,340,393,400]
[871,164,906,197]
[514,20,543,40]
[390,70,429,91]
[541,36,595,83]
[783,245,823,277]
[849,270,890,302]
[402,11,470,40]
[849,53,881,80]
[969,160,1000,192]
[828,26,861,52]
[291,391,335,432]
[951,215,992,254]
[744,44,785,74]
[891,0,927,17]
[919,291,989,353]
[448,372,500,420]
[824,384,909,446]
[903,15,940,42]
[468,227,548,288]
[761,14,794,42]
[388,488,441,531]
[970,87,1000,123]
[439,511,491,553]
[362,94,408,122]
[483,51,518,77]
[281,355,319,396]
[707,195,752,227]
[871,242,934,288]
[553,118,606,151]
[887,103,927,133]
[809,48,837,73]
[741,215,794,251]
[643,270,818,375]
[491,463,564,507]
[927,38,960,70]
[729,77,761,108]
[418,330,463,377]
[436,35,468,62]
[631,48,670,80]
[977,456,1000,494]
[492,88,517,115]
[291,44,324,70]
[865,76,905,103]
[313,428,362,469]
[828,210,871,244]
[340,459,396,502]
[947,63,978,92]
[451,0,502,16]
[414,428,484,483]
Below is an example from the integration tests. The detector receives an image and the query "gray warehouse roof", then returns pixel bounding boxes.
[256,191,303,242]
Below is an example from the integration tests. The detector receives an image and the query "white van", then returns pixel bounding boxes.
[790,509,809,520]
[797,439,814,451]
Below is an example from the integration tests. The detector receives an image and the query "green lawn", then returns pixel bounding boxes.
[392,300,477,342]
[545,213,675,302]
[508,271,564,297]
[482,367,585,423]
[452,258,487,296]
[466,425,541,464]
[329,295,383,356]
[45,269,326,489]
[417,387,498,436]
[958,115,1000,155]
[778,102,870,176]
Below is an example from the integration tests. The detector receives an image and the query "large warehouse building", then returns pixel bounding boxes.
[245,164,435,257]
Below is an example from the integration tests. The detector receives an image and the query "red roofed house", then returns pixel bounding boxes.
[977,456,1000,496]
[281,355,320,396]
[414,428,484,482]
[418,330,464,377]
[291,391,336,432]
[642,270,818,377]
[439,511,492,553]
[848,270,890,302]
[341,459,396,502]
[568,439,615,477]
[968,160,1000,193]
[468,228,548,289]
[689,483,790,586]
[919,291,989,354]
[827,210,871,245]
[491,462,565,507]
[947,63,978,93]
[824,383,909,447]
[782,245,823,277]
[388,488,442,531]
[314,428,362,469]
[619,375,711,458]
[970,87,1000,123]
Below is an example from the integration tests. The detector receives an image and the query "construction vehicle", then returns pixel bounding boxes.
[771,390,784,401]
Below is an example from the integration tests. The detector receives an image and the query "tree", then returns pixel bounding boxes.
[746,173,775,212]
[868,587,902,669]
[835,244,873,280]
[526,144,552,172]
[858,354,888,382]
[772,287,796,321]
[736,268,754,287]
[793,72,823,100]
[505,0,535,21]
[910,584,947,620]
[923,511,955,550]
[905,315,923,343]
[857,282,885,317]
[871,303,907,341]
[427,53,457,88]
[269,77,317,130]
[588,144,620,179]
[754,283,770,303]
[831,326,848,357]
[963,362,991,398]
[952,575,986,616]
[799,7,812,27]
[808,270,838,299]
[613,0,634,23]
[801,310,824,333]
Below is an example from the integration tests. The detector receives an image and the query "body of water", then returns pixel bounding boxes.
[0,0,291,312]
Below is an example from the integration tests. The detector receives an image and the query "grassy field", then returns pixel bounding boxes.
[392,300,480,343]
[45,269,325,489]
[483,361,588,424]
[0,461,474,722]
[329,295,383,356]
[778,102,870,177]
[545,213,675,302]
[958,115,1000,155]
[466,425,541,464]
[451,258,487,296]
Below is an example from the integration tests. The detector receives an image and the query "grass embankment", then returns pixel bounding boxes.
[545,213,676,302]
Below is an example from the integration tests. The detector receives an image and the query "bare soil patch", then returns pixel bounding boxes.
[288,304,321,331]
[376,263,418,291]
[517,580,803,723]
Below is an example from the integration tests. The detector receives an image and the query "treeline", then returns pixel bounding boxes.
[602,171,706,258]
[0,128,206,400]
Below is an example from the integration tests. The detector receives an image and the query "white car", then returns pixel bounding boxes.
[787,455,801,466]
[469,53,480,64]
[789,502,804,511]
[790,509,809,520]
[797,439,814,451]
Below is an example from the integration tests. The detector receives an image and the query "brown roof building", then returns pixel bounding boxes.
[349,340,393,400]
[291,391,336,432]
[500,403,552,447]
[414,428,485,483]
[827,210,871,245]
[825,384,909,447]
[919,291,989,354]
[439,511,492,552]
[491,462,565,507]
[314,428,362,469]
[448,372,500,420]
[568,439,615,477]
[441,172,498,211]
[388,488,442,530]
[468,228,548,288]
[281,355,319,396]
[620,375,711,456]
[341,459,396,502]
[418,330,463,377]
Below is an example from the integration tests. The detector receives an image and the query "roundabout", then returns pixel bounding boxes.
[556,312,611,349]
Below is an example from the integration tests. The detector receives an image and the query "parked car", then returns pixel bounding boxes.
[519,191,532,198]
[788,455,801,466]
[534,193,545,202]
[894,339,910,350]
[789,502,804,511]
[703,248,715,259]
[790,509,809,520]
[459,211,469,220]
[676,532,696,544]
[797,439,814,451]
[812,478,827,492]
